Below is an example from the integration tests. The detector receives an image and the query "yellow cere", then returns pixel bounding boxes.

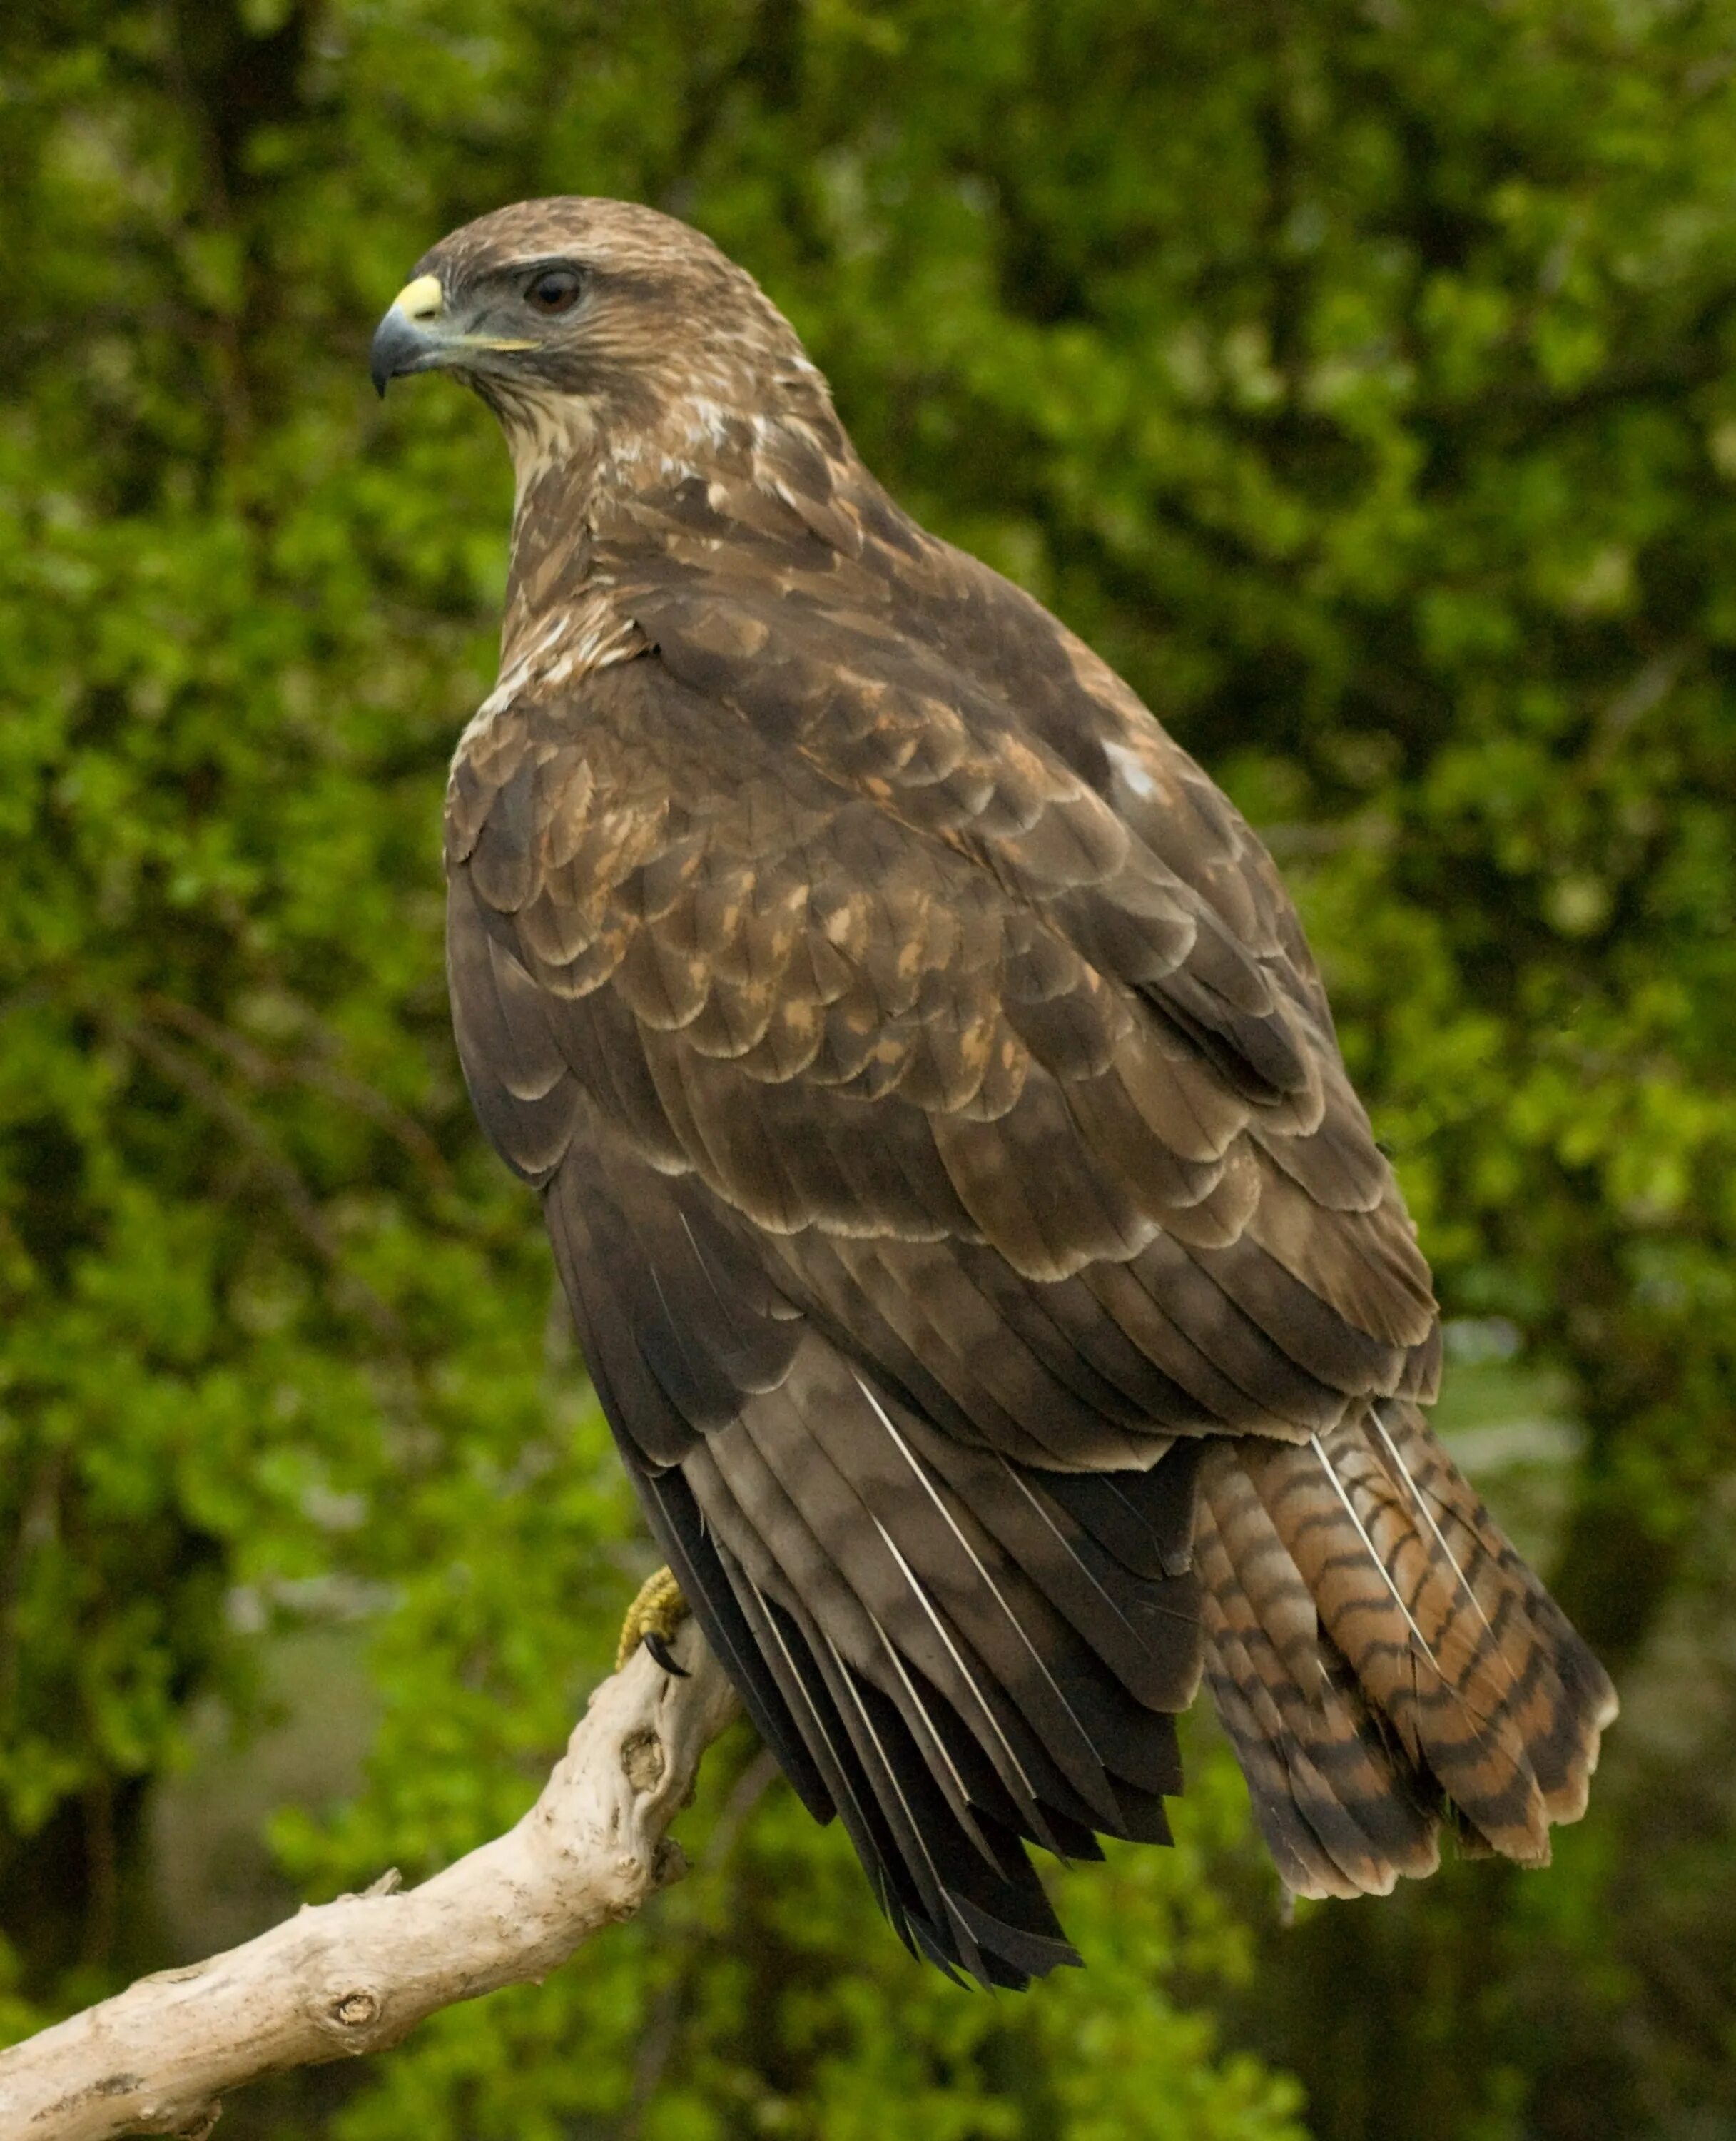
[392,274,445,321]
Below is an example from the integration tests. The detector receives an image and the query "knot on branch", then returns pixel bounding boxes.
[313,1983,392,2052]
[621,1727,666,1792]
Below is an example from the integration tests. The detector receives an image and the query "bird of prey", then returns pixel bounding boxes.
[370,198,1615,1989]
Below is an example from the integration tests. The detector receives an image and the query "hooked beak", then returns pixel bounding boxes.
[370,275,447,397]
[369,273,538,397]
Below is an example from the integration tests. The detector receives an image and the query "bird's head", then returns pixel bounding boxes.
[370,197,830,495]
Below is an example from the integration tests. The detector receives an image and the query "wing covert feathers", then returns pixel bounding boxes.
[442,359,1615,1983]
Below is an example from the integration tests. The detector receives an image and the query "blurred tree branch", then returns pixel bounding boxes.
[0,1624,738,2141]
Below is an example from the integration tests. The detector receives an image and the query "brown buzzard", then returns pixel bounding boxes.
[370,199,1615,1988]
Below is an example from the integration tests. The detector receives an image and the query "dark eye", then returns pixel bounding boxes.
[524,266,584,315]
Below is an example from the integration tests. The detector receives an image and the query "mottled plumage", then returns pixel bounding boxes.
[373,198,1615,1986]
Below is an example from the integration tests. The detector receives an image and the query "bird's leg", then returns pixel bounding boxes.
[616,1565,691,1676]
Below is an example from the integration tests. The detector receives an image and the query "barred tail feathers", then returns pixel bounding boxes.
[1199,1401,1617,1898]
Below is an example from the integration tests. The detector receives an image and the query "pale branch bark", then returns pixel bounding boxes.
[0,1621,741,2141]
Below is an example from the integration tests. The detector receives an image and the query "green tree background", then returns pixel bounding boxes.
[2,2,1733,2135]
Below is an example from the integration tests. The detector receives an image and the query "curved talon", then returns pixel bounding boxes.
[642,1631,691,1678]
[616,1565,691,1672]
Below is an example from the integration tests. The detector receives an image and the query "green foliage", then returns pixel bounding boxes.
[1,1,1733,2135]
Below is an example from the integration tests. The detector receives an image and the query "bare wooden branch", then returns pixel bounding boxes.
[0,1622,740,2141]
